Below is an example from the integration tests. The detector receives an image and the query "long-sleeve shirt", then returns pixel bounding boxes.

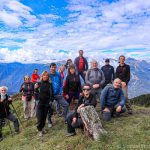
[63,74,82,95]
[34,80,53,106]
[100,85,125,110]
[101,64,115,84]
[85,68,105,87]
[116,63,130,84]
[73,94,97,118]
[0,94,11,118]
[50,72,62,95]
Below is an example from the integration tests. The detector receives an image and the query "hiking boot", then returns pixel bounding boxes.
[58,113,63,117]
[0,134,3,142]
[66,132,76,137]
[128,109,133,115]
[0,137,3,142]
[42,129,47,134]
[38,131,43,137]
[14,129,20,134]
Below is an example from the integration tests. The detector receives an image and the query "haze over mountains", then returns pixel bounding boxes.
[0,58,149,98]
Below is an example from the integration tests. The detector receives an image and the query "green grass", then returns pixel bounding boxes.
[1,101,150,150]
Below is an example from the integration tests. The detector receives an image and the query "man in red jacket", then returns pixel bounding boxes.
[31,69,40,83]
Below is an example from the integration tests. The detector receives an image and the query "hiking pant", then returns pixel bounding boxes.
[6,113,19,132]
[36,105,49,131]
[66,112,83,133]
[78,71,86,82]
[53,95,69,121]
[91,88,102,102]
[66,92,79,105]
[122,86,132,111]
[22,99,35,119]
[102,105,126,121]
[0,113,19,136]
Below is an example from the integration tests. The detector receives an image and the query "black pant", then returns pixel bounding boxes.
[0,113,19,137]
[36,105,49,131]
[67,112,83,133]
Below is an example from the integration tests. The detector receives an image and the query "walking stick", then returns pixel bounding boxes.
[10,103,23,128]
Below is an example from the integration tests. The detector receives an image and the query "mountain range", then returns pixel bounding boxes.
[0,58,149,98]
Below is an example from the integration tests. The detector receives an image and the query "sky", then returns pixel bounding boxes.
[0,0,150,63]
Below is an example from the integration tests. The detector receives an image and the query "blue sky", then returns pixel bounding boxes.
[0,0,150,63]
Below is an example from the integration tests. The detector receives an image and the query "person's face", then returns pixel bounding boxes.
[50,65,56,73]
[79,50,83,57]
[42,73,49,81]
[1,88,7,95]
[70,68,75,74]
[60,66,65,72]
[119,56,125,64]
[105,61,109,65]
[82,86,91,97]
[92,61,98,69]
[113,79,121,89]
[24,77,30,83]
[34,70,38,74]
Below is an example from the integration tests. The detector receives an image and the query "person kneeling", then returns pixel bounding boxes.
[100,78,126,121]
[0,86,20,142]
[66,83,97,137]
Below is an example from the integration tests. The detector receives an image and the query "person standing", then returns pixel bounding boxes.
[49,63,69,123]
[20,76,35,120]
[35,71,53,136]
[116,55,132,114]
[31,69,40,83]
[85,60,105,102]
[74,50,88,82]
[101,59,115,89]
[63,65,82,105]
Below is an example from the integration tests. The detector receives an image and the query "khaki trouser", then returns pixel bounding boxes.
[122,86,132,111]
[22,96,35,119]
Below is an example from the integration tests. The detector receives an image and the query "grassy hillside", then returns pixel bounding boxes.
[0,95,150,150]
[130,94,150,107]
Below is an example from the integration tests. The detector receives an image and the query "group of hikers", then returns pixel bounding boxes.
[0,49,132,141]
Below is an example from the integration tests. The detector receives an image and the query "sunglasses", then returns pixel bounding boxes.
[83,88,91,91]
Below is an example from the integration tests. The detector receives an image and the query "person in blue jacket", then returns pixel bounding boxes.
[100,78,126,121]
[48,63,69,126]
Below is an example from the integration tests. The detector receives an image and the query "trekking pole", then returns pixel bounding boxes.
[3,103,13,137]
[10,103,23,128]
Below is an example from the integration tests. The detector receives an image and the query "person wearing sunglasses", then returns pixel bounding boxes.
[66,83,97,137]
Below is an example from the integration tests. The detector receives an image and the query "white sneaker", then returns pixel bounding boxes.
[48,123,52,128]
[38,131,43,137]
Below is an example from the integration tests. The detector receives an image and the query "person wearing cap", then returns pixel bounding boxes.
[100,78,126,121]
[101,59,115,89]
[116,55,132,114]
[66,83,97,137]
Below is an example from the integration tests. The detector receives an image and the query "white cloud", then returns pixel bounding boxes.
[0,0,150,63]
